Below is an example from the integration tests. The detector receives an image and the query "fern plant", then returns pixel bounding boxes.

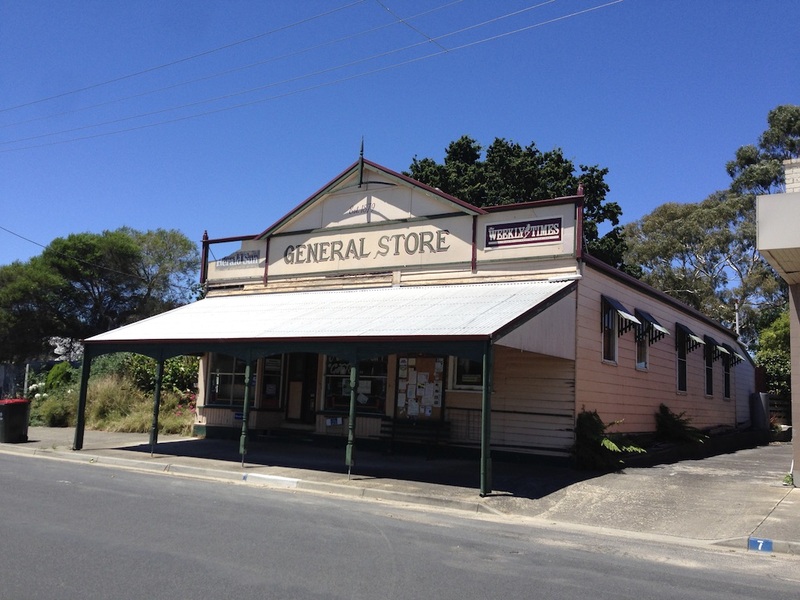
[573,408,645,470]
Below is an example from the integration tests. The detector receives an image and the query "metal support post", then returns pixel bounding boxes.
[346,364,358,478]
[239,361,253,467]
[72,351,92,451]
[149,357,164,456]
[480,342,494,497]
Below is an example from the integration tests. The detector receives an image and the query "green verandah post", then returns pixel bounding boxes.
[149,356,165,456]
[239,359,253,467]
[346,364,358,478]
[72,349,93,451]
[480,341,494,497]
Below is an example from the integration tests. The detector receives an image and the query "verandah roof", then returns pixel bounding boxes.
[84,279,577,361]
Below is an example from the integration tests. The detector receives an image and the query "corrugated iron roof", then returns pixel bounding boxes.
[87,280,575,345]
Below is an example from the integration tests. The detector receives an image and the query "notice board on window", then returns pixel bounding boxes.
[395,355,444,420]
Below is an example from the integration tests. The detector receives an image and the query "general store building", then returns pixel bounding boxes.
[75,159,755,494]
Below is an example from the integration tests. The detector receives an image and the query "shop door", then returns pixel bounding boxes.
[286,353,318,424]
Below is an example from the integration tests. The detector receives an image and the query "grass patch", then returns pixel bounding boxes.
[29,373,195,436]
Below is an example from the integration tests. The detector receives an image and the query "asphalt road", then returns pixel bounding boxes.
[1,454,798,600]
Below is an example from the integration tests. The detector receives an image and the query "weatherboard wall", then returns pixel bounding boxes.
[574,263,753,434]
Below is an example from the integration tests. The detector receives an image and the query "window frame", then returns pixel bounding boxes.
[704,340,714,397]
[205,352,251,408]
[323,355,387,414]
[450,356,483,390]
[723,352,731,399]
[635,327,649,370]
[676,326,688,393]
[675,323,705,394]
[601,299,618,363]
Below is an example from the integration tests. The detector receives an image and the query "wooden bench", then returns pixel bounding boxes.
[379,418,451,458]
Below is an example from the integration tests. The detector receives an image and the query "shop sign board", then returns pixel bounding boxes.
[269,217,473,276]
[217,250,260,268]
[485,217,562,248]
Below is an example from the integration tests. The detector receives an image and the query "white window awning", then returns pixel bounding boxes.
[85,280,577,360]
[602,295,640,326]
[635,309,670,336]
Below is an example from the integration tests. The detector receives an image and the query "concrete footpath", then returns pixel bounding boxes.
[1,427,797,556]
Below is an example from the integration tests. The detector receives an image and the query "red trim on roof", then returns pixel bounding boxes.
[87,334,491,347]
[581,254,744,342]
[481,194,584,212]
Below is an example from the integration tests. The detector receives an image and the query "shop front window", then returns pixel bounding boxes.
[207,353,250,407]
[324,355,387,413]
[453,357,482,389]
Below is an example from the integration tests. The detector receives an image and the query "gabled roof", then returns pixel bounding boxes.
[256,158,486,240]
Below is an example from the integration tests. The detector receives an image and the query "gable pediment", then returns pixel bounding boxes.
[260,159,481,238]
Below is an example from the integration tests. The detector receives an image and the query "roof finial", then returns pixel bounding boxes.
[358,136,365,188]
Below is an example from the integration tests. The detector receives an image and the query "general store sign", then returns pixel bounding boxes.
[270,219,473,276]
[485,217,562,248]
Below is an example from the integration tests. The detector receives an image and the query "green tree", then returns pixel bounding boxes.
[407,136,626,269]
[623,192,784,347]
[755,310,791,401]
[122,227,201,310]
[726,105,799,388]
[0,228,199,362]
[623,105,800,350]
[0,260,62,361]
[727,104,800,195]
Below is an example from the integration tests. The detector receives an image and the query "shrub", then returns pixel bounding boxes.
[38,394,75,427]
[573,407,645,470]
[45,361,77,390]
[655,404,706,444]
[90,353,130,380]
[123,354,199,394]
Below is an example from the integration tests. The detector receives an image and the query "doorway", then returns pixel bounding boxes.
[285,353,318,424]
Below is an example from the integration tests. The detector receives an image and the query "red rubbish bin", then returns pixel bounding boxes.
[0,399,31,443]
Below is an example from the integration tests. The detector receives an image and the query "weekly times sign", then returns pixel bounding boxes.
[485,217,562,248]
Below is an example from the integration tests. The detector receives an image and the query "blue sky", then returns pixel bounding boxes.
[1,0,797,267]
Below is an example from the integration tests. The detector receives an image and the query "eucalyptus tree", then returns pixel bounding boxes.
[623,192,784,348]
[623,104,800,351]
[727,104,800,195]
[0,228,199,362]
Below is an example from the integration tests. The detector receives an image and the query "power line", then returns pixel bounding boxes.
[373,0,451,52]
[0,1,469,146]
[0,0,368,115]
[0,1,623,153]
[0,1,465,133]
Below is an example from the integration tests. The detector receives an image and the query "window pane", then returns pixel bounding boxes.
[323,355,387,413]
[676,328,687,392]
[636,333,648,369]
[207,353,249,406]
[602,303,616,362]
[455,357,482,387]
